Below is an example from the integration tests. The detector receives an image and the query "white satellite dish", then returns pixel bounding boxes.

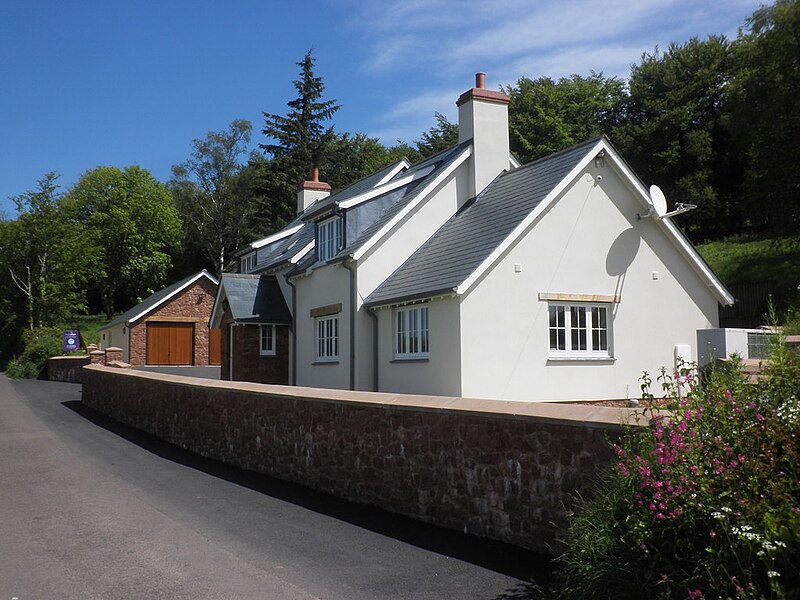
[650,185,667,217]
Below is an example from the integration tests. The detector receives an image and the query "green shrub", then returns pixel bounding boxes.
[5,358,40,379]
[5,326,68,379]
[553,342,800,599]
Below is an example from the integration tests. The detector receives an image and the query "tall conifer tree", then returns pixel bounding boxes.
[260,50,340,188]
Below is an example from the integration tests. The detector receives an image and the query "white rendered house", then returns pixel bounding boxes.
[211,73,733,401]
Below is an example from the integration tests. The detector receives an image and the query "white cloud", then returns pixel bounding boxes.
[349,0,763,141]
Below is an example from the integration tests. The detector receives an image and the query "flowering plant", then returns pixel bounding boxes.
[554,337,800,599]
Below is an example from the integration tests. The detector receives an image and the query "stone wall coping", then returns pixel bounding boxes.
[84,365,647,429]
[50,354,89,360]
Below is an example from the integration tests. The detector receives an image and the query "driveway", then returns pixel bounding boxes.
[0,375,552,599]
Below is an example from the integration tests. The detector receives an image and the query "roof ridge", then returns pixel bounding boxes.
[511,135,604,175]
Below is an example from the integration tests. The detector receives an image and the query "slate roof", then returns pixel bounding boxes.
[301,159,408,221]
[99,270,218,330]
[287,142,473,277]
[365,137,600,307]
[253,221,316,273]
[218,273,292,323]
[333,143,471,260]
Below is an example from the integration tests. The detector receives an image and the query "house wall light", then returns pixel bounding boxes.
[594,150,606,169]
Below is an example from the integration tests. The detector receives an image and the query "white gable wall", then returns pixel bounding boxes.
[459,163,719,402]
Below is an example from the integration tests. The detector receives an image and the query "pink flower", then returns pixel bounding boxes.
[688,588,703,599]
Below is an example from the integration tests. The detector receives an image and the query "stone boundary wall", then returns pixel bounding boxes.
[47,355,91,382]
[48,346,129,382]
[81,365,641,553]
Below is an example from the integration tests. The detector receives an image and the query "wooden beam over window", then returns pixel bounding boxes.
[310,303,342,318]
[538,292,621,303]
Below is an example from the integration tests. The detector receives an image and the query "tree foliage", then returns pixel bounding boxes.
[3,173,95,329]
[65,166,181,318]
[613,36,740,241]
[729,0,800,234]
[170,119,255,275]
[260,50,341,191]
[505,74,626,163]
[413,112,459,160]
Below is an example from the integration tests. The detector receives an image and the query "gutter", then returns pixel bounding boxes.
[366,306,379,392]
[343,261,358,391]
[284,274,298,386]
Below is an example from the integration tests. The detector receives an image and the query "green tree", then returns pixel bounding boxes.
[414,112,459,159]
[260,50,341,195]
[504,73,626,162]
[730,0,800,235]
[170,119,255,275]
[613,37,741,240]
[65,166,181,319]
[3,173,94,329]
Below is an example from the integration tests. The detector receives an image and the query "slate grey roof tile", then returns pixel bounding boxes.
[365,137,601,306]
[285,142,472,278]
[301,159,408,221]
[219,273,291,323]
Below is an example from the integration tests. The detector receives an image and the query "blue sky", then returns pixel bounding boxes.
[0,0,762,216]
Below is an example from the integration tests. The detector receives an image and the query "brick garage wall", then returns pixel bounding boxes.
[129,277,217,366]
[220,310,289,384]
[82,365,636,553]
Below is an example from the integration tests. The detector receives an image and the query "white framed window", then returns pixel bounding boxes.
[241,252,257,273]
[317,216,343,262]
[315,315,339,361]
[396,305,429,359]
[260,324,276,356]
[548,304,610,358]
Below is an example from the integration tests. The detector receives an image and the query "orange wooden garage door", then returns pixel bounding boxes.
[146,322,194,365]
[209,328,221,365]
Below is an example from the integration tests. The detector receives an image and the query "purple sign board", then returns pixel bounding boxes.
[63,329,80,353]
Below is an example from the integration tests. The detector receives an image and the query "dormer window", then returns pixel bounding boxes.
[240,252,257,273]
[317,215,343,262]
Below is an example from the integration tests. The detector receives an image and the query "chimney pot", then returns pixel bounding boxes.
[475,72,486,89]
[312,167,319,182]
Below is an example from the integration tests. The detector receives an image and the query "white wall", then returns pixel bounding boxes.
[374,296,462,397]
[459,162,719,402]
[353,164,470,392]
[99,324,129,362]
[293,263,351,390]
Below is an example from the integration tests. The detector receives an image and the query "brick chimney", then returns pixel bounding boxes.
[297,167,331,214]
[457,72,510,198]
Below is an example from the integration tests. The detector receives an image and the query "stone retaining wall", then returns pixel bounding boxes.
[47,355,91,383]
[81,365,640,553]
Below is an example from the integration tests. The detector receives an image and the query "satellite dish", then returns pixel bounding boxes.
[649,185,667,216]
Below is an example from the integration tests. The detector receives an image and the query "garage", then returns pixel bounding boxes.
[146,322,194,365]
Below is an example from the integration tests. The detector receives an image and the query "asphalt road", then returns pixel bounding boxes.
[0,375,553,599]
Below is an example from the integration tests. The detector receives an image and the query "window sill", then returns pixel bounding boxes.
[259,353,277,358]
[312,360,340,365]
[547,356,615,363]
[390,357,430,363]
